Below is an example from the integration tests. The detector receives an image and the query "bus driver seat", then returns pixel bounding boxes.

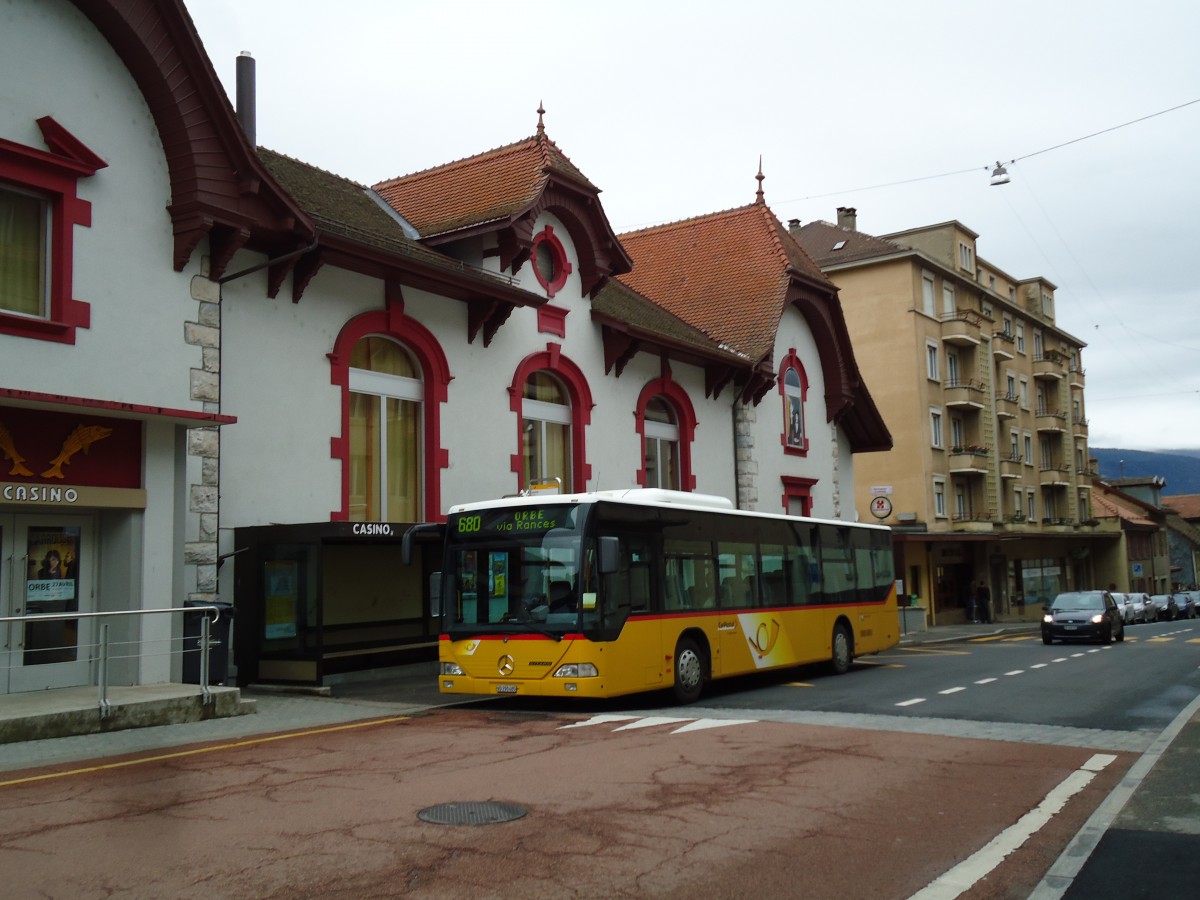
[548,580,576,612]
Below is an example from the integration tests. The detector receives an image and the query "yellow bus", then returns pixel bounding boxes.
[411,488,898,703]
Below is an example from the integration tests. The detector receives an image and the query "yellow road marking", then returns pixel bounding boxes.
[855,659,905,668]
[1147,637,1175,643]
[1188,638,1200,644]
[786,682,814,687]
[898,646,970,656]
[0,716,410,790]
[968,634,1015,643]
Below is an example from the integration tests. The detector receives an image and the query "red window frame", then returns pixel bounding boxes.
[634,376,697,491]
[0,117,105,344]
[530,225,572,298]
[778,348,809,457]
[508,344,593,493]
[328,305,451,522]
[781,476,817,517]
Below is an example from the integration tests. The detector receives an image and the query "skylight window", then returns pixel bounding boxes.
[832,240,847,250]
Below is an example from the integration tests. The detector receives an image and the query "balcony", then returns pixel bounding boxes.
[1039,465,1072,487]
[944,379,986,409]
[1036,408,1067,433]
[999,454,1023,479]
[1033,351,1066,380]
[1069,366,1086,388]
[991,330,1015,360]
[995,392,1018,419]
[951,510,995,532]
[1072,414,1089,435]
[941,311,984,347]
[948,446,989,474]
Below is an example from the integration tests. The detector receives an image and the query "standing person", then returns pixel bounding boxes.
[975,580,992,624]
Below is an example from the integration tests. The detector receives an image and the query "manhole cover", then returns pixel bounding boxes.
[418,801,527,826]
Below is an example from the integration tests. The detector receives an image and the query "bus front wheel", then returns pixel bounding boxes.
[830,624,853,675]
[672,637,705,704]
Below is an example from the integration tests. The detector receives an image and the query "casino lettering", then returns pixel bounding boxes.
[3,484,80,504]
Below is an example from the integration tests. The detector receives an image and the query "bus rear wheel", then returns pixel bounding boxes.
[830,624,853,675]
[672,637,705,704]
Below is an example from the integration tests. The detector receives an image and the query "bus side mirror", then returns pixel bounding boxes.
[598,536,620,575]
[402,522,445,565]
[429,572,442,618]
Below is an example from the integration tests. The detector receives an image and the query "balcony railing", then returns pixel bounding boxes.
[1069,365,1086,388]
[1033,352,1066,380]
[1039,465,1072,486]
[995,392,1019,418]
[1036,408,1067,432]
[948,447,989,474]
[941,311,983,346]
[944,379,986,408]
[1072,414,1089,434]
[999,454,1023,478]
[992,330,1015,359]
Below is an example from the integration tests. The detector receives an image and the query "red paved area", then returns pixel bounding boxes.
[0,710,1130,899]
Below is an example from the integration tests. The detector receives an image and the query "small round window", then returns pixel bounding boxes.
[530,226,572,298]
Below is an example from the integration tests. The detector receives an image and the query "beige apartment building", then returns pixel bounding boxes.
[794,209,1108,624]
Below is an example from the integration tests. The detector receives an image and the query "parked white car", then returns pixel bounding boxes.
[1112,593,1137,624]
[1126,592,1155,624]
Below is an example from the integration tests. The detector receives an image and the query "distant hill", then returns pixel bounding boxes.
[1091,448,1200,495]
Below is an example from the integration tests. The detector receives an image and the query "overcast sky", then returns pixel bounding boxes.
[183,0,1200,453]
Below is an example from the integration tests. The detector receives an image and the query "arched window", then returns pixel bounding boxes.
[643,397,679,490]
[522,371,572,490]
[779,350,809,456]
[348,337,422,522]
[634,376,697,491]
[509,346,593,493]
[330,307,450,523]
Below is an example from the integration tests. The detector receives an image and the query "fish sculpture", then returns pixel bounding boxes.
[0,422,33,477]
[41,424,113,479]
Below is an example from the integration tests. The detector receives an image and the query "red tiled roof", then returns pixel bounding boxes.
[617,203,832,361]
[372,133,597,239]
[1093,490,1156,527]
[1164,494,1200,519]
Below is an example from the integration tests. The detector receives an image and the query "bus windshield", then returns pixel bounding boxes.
[443,503,591,636]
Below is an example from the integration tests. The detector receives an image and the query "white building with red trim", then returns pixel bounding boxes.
[0,0,889,693]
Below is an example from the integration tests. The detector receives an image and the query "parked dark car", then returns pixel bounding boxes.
[1171,592,1197,620]
[1042,590,1125,645]
[1148,594,1173,621]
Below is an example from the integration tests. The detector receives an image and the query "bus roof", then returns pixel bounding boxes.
[446,488,890,531]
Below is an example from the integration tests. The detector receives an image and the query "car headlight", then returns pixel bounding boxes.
[1042,614,1053,623]
[554,663,599,678]
[1090,614,1104,624]
[440,662,465,676]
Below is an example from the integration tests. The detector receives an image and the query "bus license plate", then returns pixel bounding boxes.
[496,684,518,694]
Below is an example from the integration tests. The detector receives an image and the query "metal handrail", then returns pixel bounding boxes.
[0,605,222,716]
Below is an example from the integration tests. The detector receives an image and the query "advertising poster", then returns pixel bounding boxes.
[264,560,299,639]
[24,526,80,612]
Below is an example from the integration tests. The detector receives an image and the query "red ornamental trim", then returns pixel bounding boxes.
[0,118,106,344]
[634,377,698,491]
[530,225,572,298]
[328,308,451,522]
[778,348,809,457]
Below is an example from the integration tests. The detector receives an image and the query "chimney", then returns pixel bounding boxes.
[836,207,857,231]
[787,218,801,237]
[235,51,256,146]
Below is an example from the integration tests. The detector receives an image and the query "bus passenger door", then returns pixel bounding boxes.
[598,534,662,692]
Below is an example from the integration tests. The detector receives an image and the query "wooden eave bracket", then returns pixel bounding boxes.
[288,249,324,303]
[705,364,736,400]
[169,207,213,273]
[467,299,514,346]
[600,325,640,377]
[206,224,251,282]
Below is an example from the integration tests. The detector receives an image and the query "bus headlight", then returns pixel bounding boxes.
[440,662,465,676]
[554,663,598,678]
